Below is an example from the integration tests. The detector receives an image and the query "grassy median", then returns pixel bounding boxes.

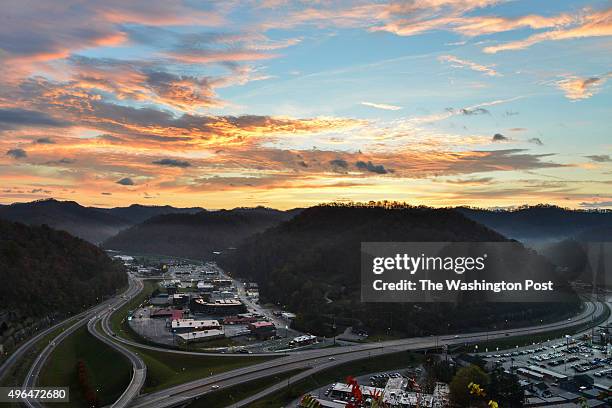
[38,325,132,407]
[134,347,275,393]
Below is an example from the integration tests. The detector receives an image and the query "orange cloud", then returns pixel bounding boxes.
[484,8,612,53]
[554,73,612,100]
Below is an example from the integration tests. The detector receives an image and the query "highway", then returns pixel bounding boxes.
[128,299,607,408]
[15,273,607,408]
[0,298,118,383]
[19,277,144,408]
[228,297,612,408]
[86,278,146,408]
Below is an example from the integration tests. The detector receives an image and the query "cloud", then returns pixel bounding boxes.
[35,137,55,144]
[0,1,221,68]
[459,107,490,115]
[45,158,76,165]
[355,160,388,174]
[361,101,402,111]
[17,78,366,146]
[329,159,349,169]
[6,148,27,159]
[554,73,611,100]
[116,177,135,185]
[492,133,508,142]
[438,55,500,77]
[0,108,70,130]
[152,158,191,167]
[585,154,611,162]
[444,177,494,185]
[144,71,220,110]
[484,8,612,53]
[527,137,543,146]
[579,200,612,208]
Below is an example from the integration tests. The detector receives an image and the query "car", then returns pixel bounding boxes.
[328,357,336,361]
[211,385,220,389]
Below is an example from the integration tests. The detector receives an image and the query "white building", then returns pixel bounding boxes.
[176,329,225,344]
[171,319,221,333]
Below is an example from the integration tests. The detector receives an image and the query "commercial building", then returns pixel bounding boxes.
[325,380,449,408]
[290,334,317,347]
[171,319,221,333]
[176,329,225,344]
[196,281,214,292]
[223,315,258,325]
[248,321,276,339]
[191,298,246,315]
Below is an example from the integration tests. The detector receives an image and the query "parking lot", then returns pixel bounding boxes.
[480,337,612,390]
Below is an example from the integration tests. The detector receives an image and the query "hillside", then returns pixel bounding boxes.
[103,207,300,259]
[96,204,203,224]
[220,203,578,336]
[0,219,126,351]
[0,199,128,244]
[0,199,204,244]
[457,205,612,243]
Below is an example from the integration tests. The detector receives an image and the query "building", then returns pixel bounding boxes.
[321,380,450,408]
[289,334,317,347]
[196,281,214,292]
[150,294,170,306]
[248,321,276,339]
[191,298,246,315]
[212,279,233,288]
[150,308,174,319]
[176,329,225,344]
[171,319,221,333]
[223,315,258,325]
[171,293,190,306]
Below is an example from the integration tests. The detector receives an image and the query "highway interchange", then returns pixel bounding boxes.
[5,273,609,408]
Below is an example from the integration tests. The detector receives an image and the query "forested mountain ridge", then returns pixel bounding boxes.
[0,219,126,351]
[0,219,126,314]
[0,199,128,243]
[220,203,579,336]
[95,203,203,224]
[0,199,204,243]
[103,207,301,260]
[457,204,612,242]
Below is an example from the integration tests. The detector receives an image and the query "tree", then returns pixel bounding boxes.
[299,394,322,408]
[449,365,489,407]
[488,367,524,407]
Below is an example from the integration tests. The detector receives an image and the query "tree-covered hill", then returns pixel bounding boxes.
[0,199,129,244]
[0,199,205,244]
[457,205,612,243]
[0,219,126,315]
[103,207,301,260]
[220,203,579,336]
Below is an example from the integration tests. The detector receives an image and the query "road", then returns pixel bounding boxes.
[0,298,119,383]
[20,277,144,408]
[87,278,147,408]
[129,299,607,408]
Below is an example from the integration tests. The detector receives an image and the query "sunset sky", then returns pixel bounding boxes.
[1,0,611,209]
